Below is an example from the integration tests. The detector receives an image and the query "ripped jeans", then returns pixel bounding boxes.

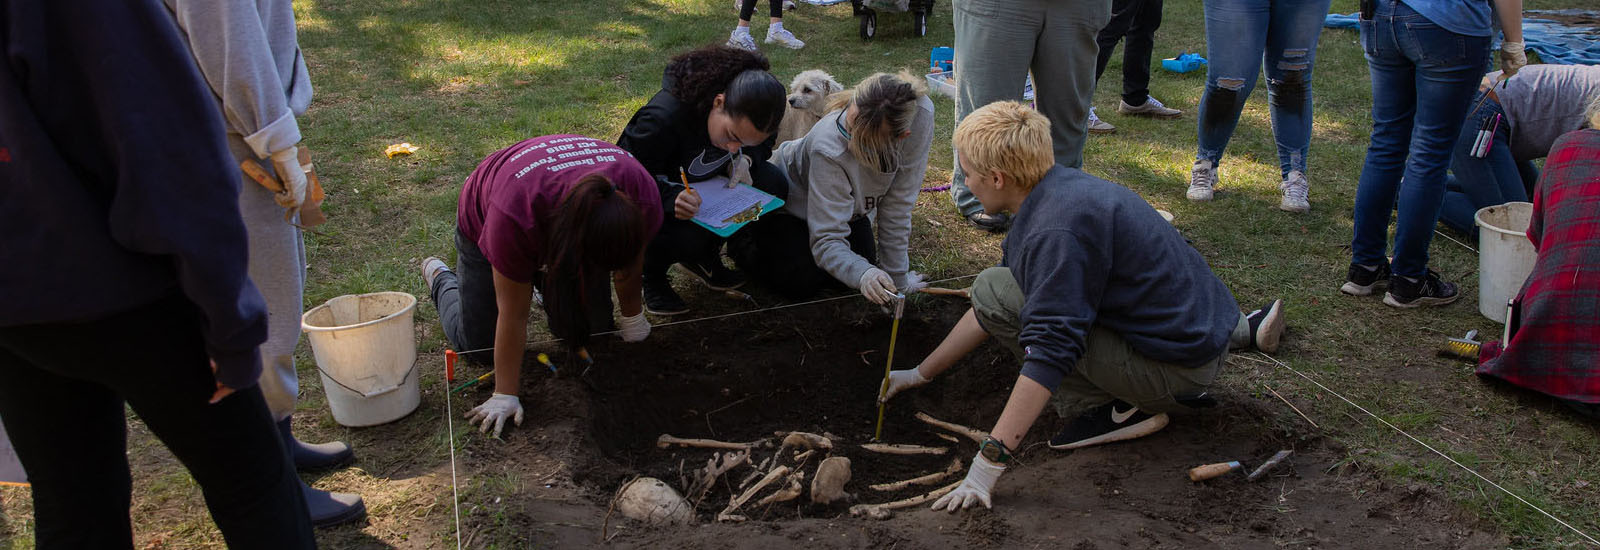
[1195,0,1331,178]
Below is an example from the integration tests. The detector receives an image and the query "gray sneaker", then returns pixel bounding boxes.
[1279,170,1310,213]
[1087,107,1116,134]
[1117,96,1182,119]
[726,29,757,51]
[1187,159,1217,201]
[765,27,804,49]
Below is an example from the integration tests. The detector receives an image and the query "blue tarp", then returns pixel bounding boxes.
[1324,11,1600,66]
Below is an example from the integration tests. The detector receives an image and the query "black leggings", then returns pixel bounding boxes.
[740,0,783,21]
[728,212,876,301]
[0,294,314,549]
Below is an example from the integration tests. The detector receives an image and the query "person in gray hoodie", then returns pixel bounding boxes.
[161,0,364,527]
[730,72,935,303]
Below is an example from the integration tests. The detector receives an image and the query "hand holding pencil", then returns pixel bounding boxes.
[673,166,701,220]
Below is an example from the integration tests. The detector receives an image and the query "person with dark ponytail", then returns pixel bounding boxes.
[422,135,662,437]
[729,72,934,303]
[617,45,788,315]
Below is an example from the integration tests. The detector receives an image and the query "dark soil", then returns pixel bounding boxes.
[447,294,1506,548]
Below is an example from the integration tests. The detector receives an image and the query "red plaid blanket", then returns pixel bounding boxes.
[1478,129,1600,405]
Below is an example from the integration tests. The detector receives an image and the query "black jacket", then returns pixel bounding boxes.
[616,76,776,217]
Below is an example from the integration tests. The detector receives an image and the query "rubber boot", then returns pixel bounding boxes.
[277,418,355,471]
[303,480,367,528]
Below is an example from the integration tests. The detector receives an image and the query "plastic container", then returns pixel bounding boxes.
[925,71,956,99]
[302,291,421,427]
[1474,202,1536,323]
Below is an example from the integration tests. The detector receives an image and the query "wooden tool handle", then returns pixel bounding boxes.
[1188,461,1242,481]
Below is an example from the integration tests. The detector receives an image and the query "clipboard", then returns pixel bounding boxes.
[686,178,785,238]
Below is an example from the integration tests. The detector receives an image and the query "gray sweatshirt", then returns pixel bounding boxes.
[1490,65,1600,161]
[162,0,313,161]
[774,95,935,289]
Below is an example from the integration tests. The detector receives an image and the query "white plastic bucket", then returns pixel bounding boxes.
[1474,202,1536,323]
[301,292,421,427]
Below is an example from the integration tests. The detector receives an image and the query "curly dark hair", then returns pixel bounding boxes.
[665,45,786,133]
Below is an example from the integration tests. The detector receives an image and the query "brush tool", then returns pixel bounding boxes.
[1439,329,1482,362]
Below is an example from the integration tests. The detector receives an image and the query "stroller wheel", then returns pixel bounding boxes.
[860,8,876,39]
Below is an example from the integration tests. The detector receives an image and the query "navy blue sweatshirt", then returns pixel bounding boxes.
[1003,166,1239,391]
[0,0,268,388]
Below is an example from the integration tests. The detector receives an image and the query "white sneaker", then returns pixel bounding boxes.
[421,257,449,289]
[1187,159,1217,202]
[765,27,805,49]
[726,29,758,51]
[1279,170,1310,213]
[1117,96,1182,118]
[1087,107,1116,134]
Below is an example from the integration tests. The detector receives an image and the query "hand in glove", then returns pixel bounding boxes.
[465,393,523,438]
[269,146,308,209]
[858,267,898,305]
[618,312,651,342]
[931,453,1005,512]
[879,367,929,403]
[729,153,754,188]
[1500,41,1527,78]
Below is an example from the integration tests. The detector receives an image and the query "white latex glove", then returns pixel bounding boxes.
[858,267,897,305]
[729,153,754,188]
[269,146,308,208]
[879,367,929,403]
[932,453,1005,512]
[465,393,523,438]
[1500,41,1527,78]
[618,312,651,342]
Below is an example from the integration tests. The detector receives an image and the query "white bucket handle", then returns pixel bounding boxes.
[318,357,418,399]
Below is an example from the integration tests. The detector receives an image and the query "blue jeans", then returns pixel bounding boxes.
[1438,92,1539,235]
[1195,0,1331,178]
[1350,0,1491,277]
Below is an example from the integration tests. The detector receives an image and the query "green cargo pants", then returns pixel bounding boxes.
[970,267,1246,417]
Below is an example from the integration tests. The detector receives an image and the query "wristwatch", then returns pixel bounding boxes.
[978,436,1012,465]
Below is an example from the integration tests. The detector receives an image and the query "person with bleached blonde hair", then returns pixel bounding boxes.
[729,71,934,303]
[881,101,1287,511]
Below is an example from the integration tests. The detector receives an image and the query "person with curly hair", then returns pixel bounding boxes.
[729,72,934,303]
[617,45,788,315]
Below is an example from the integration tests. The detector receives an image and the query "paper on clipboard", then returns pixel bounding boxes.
[689,177,771,228]
[0,416,25,486]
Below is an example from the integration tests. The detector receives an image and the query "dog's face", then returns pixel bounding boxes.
[787,70,843,117]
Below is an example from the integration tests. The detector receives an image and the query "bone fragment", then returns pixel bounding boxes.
[793,449,816,463]
[688,450,749,505]
[934,433,959,443]
[1246,450,1294,482]
[869,457,963,492]
[657,434,753,450]
[810,457,852,505]
[860,443,948,456]
[920,287,970,298]
[913,412,988,443]
[722,465,790,518]
[849,480,963,519]
[756,472,805,507]
[716,513,748,523]
[780,431,833,451]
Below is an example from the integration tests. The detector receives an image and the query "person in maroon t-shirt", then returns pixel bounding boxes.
[422,135,663,436]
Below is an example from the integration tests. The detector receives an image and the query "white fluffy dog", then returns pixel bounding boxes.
[777,69,844,144]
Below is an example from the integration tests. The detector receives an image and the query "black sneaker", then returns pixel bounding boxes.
[1339,262,1390,296]
[1244,299,1286,354]
[676,261,745,291]
[1383,269,1459,308]
[1048,400,1170,450]
[966,211,1011,232]
[643,278,689,315]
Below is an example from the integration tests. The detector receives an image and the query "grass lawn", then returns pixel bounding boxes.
[2,0,1596,548]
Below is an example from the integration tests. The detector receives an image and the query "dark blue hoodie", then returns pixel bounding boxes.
[1003,166,1239,391]
[0,0,267,388]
